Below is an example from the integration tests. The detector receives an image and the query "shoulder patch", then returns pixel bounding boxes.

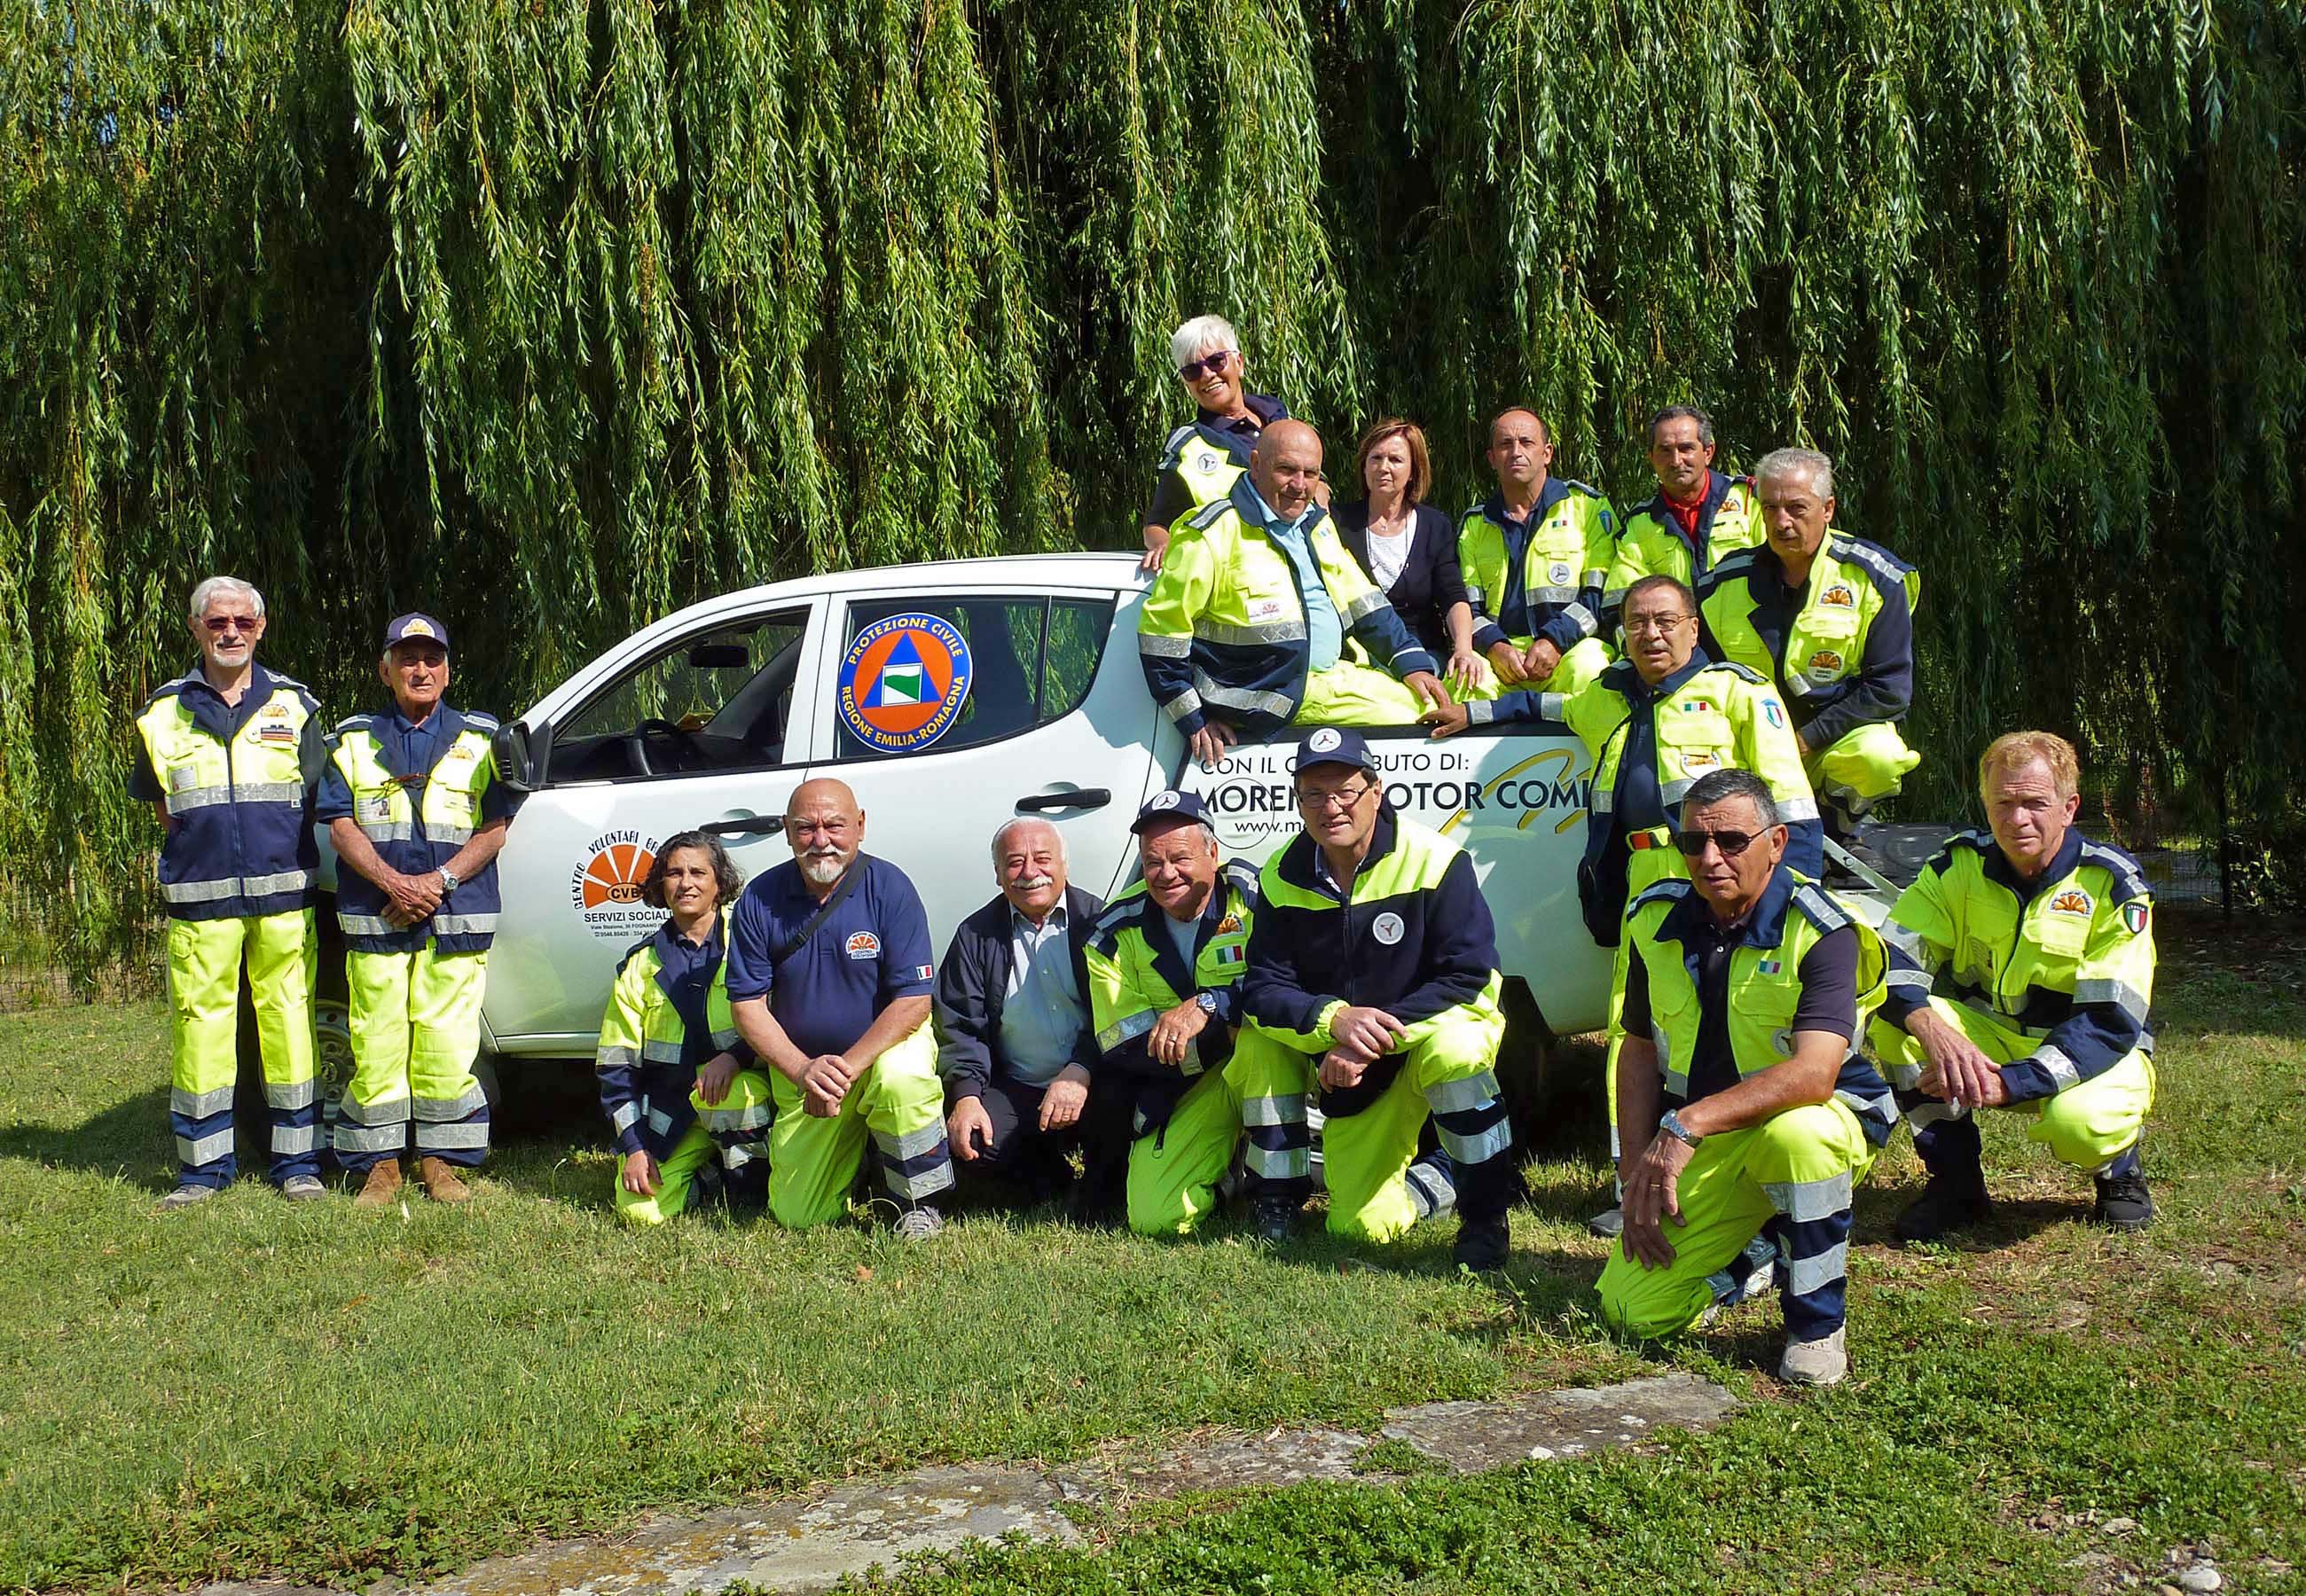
[1221,860,1264,905]
[2075,838,2152,905]
[1631,878,1693,912]
[1561,477,1604,501]
[1926,830,1996,875]
[1790,883,1853,934]
[461,710,501,732]
[1826,533,1912,591]
[1159,424,1198,467]
[1705,661,1768,685]
[333,714,375,735]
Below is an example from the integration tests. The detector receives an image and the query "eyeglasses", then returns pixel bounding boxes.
[1177,350,1235,382]
[1674,827,1775,857]
[1296,782,1374,814]
[202,615,259,634]
[1624,614,1693,637]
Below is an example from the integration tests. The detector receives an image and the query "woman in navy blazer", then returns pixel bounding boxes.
[1331,418,1485,693]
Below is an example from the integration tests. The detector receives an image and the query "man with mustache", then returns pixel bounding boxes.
[933,818,1126,1219]
[725,778,954,1236]
[1604,406,1766,624]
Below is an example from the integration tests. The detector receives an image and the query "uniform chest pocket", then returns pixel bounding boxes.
[1529,526,1588,587]
[2026,906,2091,961]
[1644,954,1704,1068]
[1737,964,1805,1059]
[1659,707,1737,765]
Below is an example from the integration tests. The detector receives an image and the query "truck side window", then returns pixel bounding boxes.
[835,597,1113,761]
[547,610,808,783]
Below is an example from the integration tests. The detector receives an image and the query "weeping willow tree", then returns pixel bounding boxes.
[4,0,2303,981]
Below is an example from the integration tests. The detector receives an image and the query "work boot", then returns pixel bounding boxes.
[157,1182,216,1213]
[418,1156,472,1205]
[2091,1170,2154,1232]
[1587,1204,1625,1240]
[894,1203,945,1240]
[1778,1326,1848,1387]
[353,1159,404,1209]
[1252,1194,1299,1245]
[1453,1212,1510,1271]
[280,1175,326,1203]
[1894,1176,1992,1244]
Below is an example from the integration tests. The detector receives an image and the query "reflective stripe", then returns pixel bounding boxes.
[1468,700,1496,727]
[359,822,416,844]
[710,1029,741,1052]
[1424,1070,1502,1115]
[1580,567,1608,591]
[1163,690,1204,724]
[271,1124,319,1155]
[2072,979,2150,1023]
[1243,1143,1311,1177]
[264,1080,317,1111]
[647,1107,676,1137]
[1879,920,1932,961]
[1195,677,1295,722]
[1763,1172,1854,1223]
[1438,1119,1512,1165]
[430,825,475,848]
[176,1129,235,1167]
[1886,1061,1923,1091]
[165,785,233,815]
[338,913,399,936]
[1097,1010,1158,1052]
[877,1123,947,1162]
[161,876,243,904]
[233,782,305,806]
[1240,1093,1306,1128]
[1197,617,1307,647]
[641,1039,686,1065]
[609,1101,641,1134]
[1601,587,1628,610]
[243,869,316,896]
[1526,585,1577,606]
[1464,585,1486,608]
[2033,1044,2081,1091]
[883,1161,954,1200]
[1784,1243,1848,1297]
[338,1094,411,1126]
[333,1122,405,1153]
[1776,797,1822,823]
[172,1084,234,1118]
[1339,589,1389,623]
[1659,776,1697,805]
[722,1144,757,1170]
[1883,971,1933,996]
[431,913,498,935]
[598,1046,639,1075]
[702,1103,773,1132]
[1590,783,1614,816]
[1562,601,1599,635]
[418,1121,490,1150]
[1138,632,1193,659]
[414,1085,488,1122]
[1405,1159,1456,1219]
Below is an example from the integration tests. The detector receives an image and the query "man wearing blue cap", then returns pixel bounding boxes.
[318,614,516,1206]
[1235,727,1519,1269]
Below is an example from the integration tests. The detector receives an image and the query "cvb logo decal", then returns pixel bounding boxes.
[571,829,662,942]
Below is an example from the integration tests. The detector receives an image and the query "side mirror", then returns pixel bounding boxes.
[493,722,538,794]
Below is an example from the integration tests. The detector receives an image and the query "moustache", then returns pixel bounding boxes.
[1013,874,1055,891]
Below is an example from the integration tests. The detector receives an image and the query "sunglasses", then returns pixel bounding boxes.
[202,615,259,634]
[1177,350,1235,382]
[1674,826,1777,857]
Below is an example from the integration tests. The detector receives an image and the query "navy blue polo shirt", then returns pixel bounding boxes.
[725,856,937,1059]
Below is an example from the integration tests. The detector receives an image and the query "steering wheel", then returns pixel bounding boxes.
[624,717,701,778]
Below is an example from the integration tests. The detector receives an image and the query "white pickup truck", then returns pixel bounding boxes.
[425,552,1611,1094]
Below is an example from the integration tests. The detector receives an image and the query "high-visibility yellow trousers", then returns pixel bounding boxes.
[165,910,318,1187]
[1454,635,1615,701]
[766,1023,953,1229]
[1868,998,2155,1173]
[1599,1099,1875,1344]
[1126,1068,1244,1237]
[338,942,489,1171]
[616,1068,777,1226]
[1807,721,1920,814]
[1229,1002,1513,1243]
[1295,661,1427,728]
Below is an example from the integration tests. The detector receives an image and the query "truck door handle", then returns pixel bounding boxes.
[700,816,786,835]
[1016,788,1111,813]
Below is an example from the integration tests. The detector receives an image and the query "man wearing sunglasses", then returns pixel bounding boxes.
[1230,727,1518,1271]
[1867,732,2158,1239]
[1139,314,1315,574]
[1426,572,1819,1238]
[131,577,330,1210]
[1141,419,1453,765]
[1599,770,1895,1387]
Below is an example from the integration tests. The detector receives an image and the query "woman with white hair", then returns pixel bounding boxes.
[1139,314,1316,572]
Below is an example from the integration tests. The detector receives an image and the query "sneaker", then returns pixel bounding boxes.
[1252,1195,1298,1245]
[1894,1178,1992,1243]
[2091,1170,2154,1232]
[895,1204,945,1240]
[280,1175,326,1203]
[1698,1257,1778,1326]
[1453,1212,1510,1271]
[157,1183,216,1212]
[1778,1326,1848,1386]
[1587,1204,1625,1240]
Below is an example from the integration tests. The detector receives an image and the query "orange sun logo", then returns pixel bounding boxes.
[579,841,655,907]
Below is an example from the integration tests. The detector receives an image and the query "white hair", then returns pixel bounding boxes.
[188,575,265,623]
[991,817,1066,872]
[1169,315,1240,371]
[1753,447,1835,501]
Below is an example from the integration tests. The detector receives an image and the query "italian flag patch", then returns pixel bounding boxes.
[2121,901,2149,935]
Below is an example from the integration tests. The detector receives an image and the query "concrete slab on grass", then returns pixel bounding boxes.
[1380,1373,1738,1470]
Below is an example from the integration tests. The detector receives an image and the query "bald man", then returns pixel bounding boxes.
[726,778,955,1235]
[1141,419,1452,763]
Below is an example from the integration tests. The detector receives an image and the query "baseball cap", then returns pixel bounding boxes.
[1293,725,1377,776]
[1131,788,1215,834]
[382,613,451,653]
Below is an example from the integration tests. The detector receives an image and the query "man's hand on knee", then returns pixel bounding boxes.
[1620,1136,1691,1271]
[948,1094,993,1161]
[1911,1011,2005,1107]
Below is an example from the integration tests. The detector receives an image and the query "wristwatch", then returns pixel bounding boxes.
[1659,1108,1704,1148]
[438,866,460,895]
[1195,991,1220,1014]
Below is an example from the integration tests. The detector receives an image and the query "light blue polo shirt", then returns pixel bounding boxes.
[1249,485,1343,672]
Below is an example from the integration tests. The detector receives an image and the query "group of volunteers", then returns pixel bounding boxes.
[130,309,2161,1389]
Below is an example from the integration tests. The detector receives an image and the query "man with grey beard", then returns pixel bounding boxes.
[725,778,954,1236]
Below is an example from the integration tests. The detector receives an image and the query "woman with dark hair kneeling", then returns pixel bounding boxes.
[594,831,777,1224]
[1331,418,1486,694]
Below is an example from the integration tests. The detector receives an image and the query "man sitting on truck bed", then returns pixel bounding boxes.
[1139,419,1454,766]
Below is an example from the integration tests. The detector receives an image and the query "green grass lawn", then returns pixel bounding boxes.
[1,914,2302,1594]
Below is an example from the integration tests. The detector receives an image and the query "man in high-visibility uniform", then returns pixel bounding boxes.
[1139,313,1305,575]
[1428,574,1820,1237]
[1698,448,1921,833]
[1140,419,1452,766]
[1235,728,1518,1271]
[594,831,776,1225]
[320,614,514,1206]
[1086,790,1266,1236]
[726,778,955,1236]
[131,576,327,1209]
[1601,769,1897,1386]
[1604,406,1766,622]
[1869,732,2158,1239]
[1457,409,1616,697]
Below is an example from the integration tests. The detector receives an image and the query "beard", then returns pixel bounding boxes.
[798,849,851,886]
